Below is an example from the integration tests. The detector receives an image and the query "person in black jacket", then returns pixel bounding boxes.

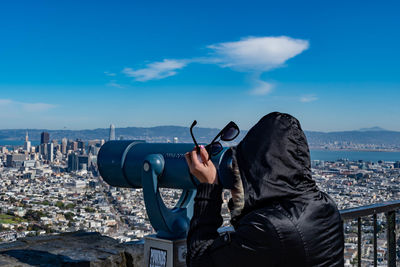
[185,112,344,267]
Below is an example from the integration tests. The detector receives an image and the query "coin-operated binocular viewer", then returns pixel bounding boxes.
[97,141,235,267]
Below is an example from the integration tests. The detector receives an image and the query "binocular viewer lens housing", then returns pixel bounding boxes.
[97,140,234,239]
[99,141,206,189]
[98,140,234,190]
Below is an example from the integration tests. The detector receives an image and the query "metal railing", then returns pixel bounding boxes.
[340,200,400,267]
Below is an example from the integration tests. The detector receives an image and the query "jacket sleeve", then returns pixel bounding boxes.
[186,184,281,267]
[186,183,224,267]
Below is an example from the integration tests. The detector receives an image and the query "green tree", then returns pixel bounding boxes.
[65,203,76,210]
[84,207,95,213]
[64,212,75,221]
[55,201,64,209]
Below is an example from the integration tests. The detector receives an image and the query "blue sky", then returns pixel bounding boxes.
[0,0,399,131]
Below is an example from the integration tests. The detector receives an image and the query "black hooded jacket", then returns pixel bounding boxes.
[187,112,344,267]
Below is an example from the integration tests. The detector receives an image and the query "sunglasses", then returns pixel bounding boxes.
[190,120,240,160]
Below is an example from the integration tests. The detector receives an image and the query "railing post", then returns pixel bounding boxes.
[358,217,362,267]
[373,213,377,267]
[386,211,396,267]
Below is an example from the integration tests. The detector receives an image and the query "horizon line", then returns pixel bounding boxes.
[0,126,396,134]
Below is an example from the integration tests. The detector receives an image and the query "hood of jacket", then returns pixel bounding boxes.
[231,112,318,222]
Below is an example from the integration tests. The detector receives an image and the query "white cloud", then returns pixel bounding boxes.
[104,71,116,76]
[107,80,124,88]
[22,103,56,112]
[0,99,56,112]
[122,59,188,82]
[121,36,309,97]
[207,36,309,71]
[300,95,318,103]
[0,99,13,105]
[249,80,274,95]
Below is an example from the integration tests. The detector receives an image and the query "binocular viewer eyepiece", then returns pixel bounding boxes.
[97,140,234,239]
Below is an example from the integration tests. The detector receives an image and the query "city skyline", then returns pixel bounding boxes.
[0,123,398,133]
[0,1,399,131]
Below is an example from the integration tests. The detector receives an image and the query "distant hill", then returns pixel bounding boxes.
[305,130,400,146]
[358,127,388,132]
[1,126,400,146]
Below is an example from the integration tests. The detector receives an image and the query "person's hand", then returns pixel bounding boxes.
[185,145,218,184]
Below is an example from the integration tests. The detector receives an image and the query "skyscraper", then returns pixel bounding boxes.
[70,141,78,151]
[47,142,54,162]
[41,132,50,144]
[109,124,115,141]
[40,143,48,157]
[23,131,31,152]
[61,138,68,154]
[68,152,79,172]
[77,139,85,150]
[78,155,90,170]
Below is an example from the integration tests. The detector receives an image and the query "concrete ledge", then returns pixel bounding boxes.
[0,231,144,267]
